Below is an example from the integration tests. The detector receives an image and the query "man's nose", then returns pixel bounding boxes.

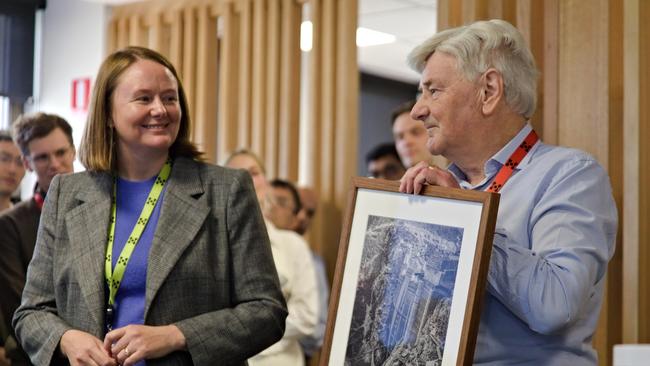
[411,100,428,121]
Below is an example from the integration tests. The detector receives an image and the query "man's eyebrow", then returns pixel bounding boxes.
[419,79,434,90]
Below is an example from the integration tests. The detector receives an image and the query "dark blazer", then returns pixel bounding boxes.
[0,197,40,366]
[13,157,287,365]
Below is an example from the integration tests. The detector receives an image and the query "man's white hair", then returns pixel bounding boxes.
[407,19,538,119]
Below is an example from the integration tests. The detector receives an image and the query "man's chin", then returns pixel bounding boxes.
[426,140,441,155]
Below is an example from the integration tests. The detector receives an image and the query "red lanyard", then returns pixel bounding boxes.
[33,191,45,211]
[486,130,539,193]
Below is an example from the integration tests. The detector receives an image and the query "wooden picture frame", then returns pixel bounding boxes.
[320,177,500,366]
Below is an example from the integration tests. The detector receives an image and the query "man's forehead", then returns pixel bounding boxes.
[0,141,19,154]
[272,186,291,195]
[419,52,459,86]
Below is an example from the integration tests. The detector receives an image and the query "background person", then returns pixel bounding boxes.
[226,151,319,366]
[266,180,329,362]
[366,143,406,180]
[0,131,25,213]
[0,314,11,366]
[266,179,302,231]
[13,47,286,366]
[400,19,617,365]
[294,187,318,237]
[0,113,75,366]
[391,100,435,168]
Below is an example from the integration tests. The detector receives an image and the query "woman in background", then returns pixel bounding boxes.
[13,46,286,366]
[226,150,319,366]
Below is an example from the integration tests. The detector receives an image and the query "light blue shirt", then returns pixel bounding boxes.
[448,124,618,366]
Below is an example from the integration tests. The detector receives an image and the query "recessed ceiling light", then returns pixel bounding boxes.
[300,21,396,52]
[356,27,396,47]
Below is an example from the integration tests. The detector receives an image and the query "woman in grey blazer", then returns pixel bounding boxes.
[13,47,287,366]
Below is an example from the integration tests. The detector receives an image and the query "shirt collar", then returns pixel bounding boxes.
[448,123,534,189]
[490,123,534,165]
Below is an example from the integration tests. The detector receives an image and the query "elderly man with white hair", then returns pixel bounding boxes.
[400,20,617,365]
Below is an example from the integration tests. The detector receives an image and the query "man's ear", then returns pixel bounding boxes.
[480,68,504,116]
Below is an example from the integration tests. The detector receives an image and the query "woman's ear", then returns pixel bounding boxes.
[480,68,504,116]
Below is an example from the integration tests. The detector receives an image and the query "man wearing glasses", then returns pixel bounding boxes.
[0,113,75,366]
[0,130,25,366]
[366,143,407,181]
[0,131,25,213]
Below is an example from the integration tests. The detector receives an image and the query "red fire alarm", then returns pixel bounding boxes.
[71,78,91,112]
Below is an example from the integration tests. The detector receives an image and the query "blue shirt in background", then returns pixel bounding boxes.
[448,124,618,366]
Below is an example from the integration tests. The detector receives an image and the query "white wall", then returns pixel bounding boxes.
[21,0,109,198]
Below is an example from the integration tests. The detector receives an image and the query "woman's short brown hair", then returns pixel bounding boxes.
[78,46,202,172]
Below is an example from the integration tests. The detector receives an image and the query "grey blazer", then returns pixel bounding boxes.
[13,157,287,366]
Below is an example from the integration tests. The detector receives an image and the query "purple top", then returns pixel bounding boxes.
[110,175,165,365]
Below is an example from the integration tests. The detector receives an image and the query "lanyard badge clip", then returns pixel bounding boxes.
[105,304,114,332]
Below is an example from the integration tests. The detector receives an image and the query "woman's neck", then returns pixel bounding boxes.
[117,148,169,181]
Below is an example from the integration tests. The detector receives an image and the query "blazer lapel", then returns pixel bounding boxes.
[64,173,112,334]
[144,158,209,317]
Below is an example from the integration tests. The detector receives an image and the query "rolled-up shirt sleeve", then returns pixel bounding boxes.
[486,157,617,335]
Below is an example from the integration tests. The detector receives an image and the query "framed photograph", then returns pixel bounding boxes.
[320,177,500,366]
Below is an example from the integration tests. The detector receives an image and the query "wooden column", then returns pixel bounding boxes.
[623,0,650,344]
[116,17,129,49]
[437,0,463,29]
[167,10,184,71]
[488,0,516,24]
[542,0,559,145]
[305,0,358,281]
[277,0,301,181]
[333,0,357,213]
[516,0,545,136]
[306,0,322,189]
[250,0,268,161]
[181,6,197,134]
[216,1,240,163]
[236,0,253,149]
[194,4,218,163]
[128,15,147,46]
[107,19,118,53]
[264,0,281,178]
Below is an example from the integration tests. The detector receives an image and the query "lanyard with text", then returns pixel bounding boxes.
[486,130,539,193]
[104,159,172,331]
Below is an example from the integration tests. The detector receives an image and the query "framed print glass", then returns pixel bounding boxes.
[320,177,500,366]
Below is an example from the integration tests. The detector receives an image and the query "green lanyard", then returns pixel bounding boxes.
[104,159,172,309]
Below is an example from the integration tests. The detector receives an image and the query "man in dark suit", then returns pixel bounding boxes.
[0,113,75,366]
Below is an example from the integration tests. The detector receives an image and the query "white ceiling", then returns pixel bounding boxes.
[83,0,436,83]
[358,0,437,83]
